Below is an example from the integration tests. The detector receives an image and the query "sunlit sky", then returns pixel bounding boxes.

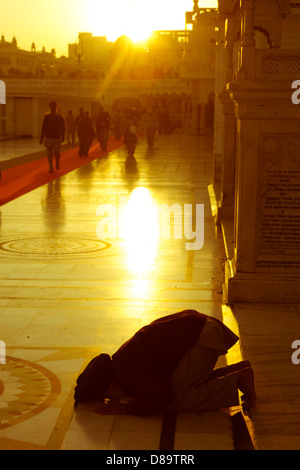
[2,0,218,56]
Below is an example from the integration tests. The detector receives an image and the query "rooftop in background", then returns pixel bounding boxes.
[0,8,218,81]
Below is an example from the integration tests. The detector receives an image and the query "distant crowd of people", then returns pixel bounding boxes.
[40,101,177,173]
[40,103,114,173]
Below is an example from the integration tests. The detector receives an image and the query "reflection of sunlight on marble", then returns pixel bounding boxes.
[120,188,159,274]
[128,279,153,301]
[221,305,242,365]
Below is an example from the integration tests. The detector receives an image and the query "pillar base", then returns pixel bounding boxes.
[223,264,300,303]
[220,216,300,304]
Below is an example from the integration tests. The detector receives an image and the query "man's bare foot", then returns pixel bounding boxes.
[236,367,256,408]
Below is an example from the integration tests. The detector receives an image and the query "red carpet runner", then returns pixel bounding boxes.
[0,138,123,206]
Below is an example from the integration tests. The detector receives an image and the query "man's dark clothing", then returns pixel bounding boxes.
[112,310,206,415]
[40,111,65,172]
[75,310,238,416]
[95,110,111,130]
[96,110,111,151]
[41,112,65,141]
[77,116,95,156]
[112,310,208,416]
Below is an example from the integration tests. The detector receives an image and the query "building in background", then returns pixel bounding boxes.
[0,8,217,139]
[0,35,65,78]
[180,6,217,134]
[68,33,113,79]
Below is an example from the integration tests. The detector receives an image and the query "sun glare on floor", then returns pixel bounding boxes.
[120,187,159,274]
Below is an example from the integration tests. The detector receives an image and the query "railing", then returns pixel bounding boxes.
[255,49,300,80]
[179,63,215,80]
[4,78,191,97]
[4,78,187,87]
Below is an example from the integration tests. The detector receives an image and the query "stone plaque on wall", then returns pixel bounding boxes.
[256,134,300,273]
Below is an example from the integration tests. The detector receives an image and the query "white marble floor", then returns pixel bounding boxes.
[233,302,300,450]
[0,138,43,162]
[0,134,253,450]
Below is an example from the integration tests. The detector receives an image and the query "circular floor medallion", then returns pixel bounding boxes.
[0,235,111,259]
[0,356,61,430]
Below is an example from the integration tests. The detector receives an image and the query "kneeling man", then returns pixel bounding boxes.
[74,310,256,416]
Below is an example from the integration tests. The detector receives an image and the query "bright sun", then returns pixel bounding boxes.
[85,0,181,44]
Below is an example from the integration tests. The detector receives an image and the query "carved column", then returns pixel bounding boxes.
[237,0,256,79]
[219,88,236,220]
[212,12,226,195]
[217,13,236,220]
[223,79,300,303]
[241,0,255,47]
[225,15,235,84]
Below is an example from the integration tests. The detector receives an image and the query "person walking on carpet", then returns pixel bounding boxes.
[95,106,111,152]
[77,111,96,157]
[40,101,65,173]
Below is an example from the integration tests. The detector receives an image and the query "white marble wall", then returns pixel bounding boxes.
[213,0,300,302]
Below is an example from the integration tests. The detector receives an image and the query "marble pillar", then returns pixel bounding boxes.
[216,13,236,220]
[223,79,300,303]
[218,88,236,220]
